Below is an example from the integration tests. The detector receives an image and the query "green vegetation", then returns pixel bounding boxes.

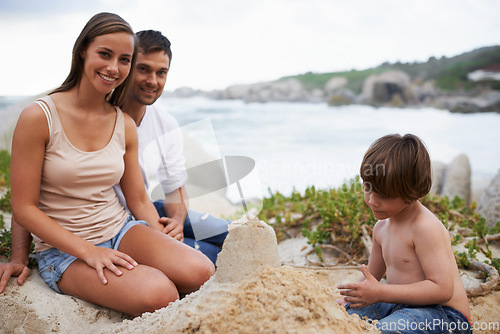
[0,149,10,188]
[259,177,500,276]
[0,149,36,266]
[0,150,12,261]
[279,68,387,94]
[280,45,500,93]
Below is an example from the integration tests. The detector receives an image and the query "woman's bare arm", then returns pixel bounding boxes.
[119,113,164,230]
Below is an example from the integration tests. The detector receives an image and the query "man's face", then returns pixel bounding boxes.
[129,50,170,106]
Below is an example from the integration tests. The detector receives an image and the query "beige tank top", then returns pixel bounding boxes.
[33,96,129,252]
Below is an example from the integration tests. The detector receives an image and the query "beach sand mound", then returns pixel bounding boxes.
[110,266,368,334]
[109,217,370,334]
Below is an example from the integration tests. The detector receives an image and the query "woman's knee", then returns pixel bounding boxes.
[134,267,179,315]
[180,254,215,292]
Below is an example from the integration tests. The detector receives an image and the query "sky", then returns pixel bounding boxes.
[0,0,499,96]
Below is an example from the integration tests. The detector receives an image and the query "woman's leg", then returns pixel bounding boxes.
[58,260,179,316]
[117,224,215,293]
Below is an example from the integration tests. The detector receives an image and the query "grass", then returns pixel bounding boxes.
[279,46,500,93]
[258,176,500,275]
[0,149,498,277]
[280,68,387,94]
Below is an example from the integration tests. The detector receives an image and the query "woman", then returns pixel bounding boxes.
[10,12,214,316]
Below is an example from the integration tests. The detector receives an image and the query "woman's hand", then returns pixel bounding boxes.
[82,245,138,284]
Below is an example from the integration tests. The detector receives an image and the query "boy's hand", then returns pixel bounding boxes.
[337,265,381,308]
[336,297,349,307]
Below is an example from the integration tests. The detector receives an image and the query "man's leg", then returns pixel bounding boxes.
[153,201,230,264]
[183,237,220,265]
[185,209,230,246]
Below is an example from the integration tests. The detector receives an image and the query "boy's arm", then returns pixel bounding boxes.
[337,222,386,306]
[0,219,32,293]
[366,223,386,281]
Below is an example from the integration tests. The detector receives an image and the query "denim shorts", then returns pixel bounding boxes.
[35,216,148,293]
[346,302,472,334]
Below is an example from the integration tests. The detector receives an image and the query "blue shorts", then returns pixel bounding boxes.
[346,302,472,334]
[35,216,148,294]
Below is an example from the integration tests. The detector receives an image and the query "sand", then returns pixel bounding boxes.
[108,266,369,334]
[107,218,370,334]
[1,198,500,333]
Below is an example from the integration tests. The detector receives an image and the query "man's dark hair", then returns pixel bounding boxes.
[136,30,172,63]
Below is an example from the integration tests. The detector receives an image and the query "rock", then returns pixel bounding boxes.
[359,70,416,106]
[441,154,472,204]
[222,83,252,100]
[220,79,313,103]
[309,88,326,103]
[432,90,500,113]
[214,217,280,283]
[324,76,347,95]
[413,80,438,103]
[478,169,500,227]
[327,89,358,106]
[163,86,200,98]
[430,160,447,196]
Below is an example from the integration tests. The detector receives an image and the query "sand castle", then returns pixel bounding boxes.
[107,217,370,333]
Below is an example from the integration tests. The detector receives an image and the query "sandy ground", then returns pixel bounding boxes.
[1,205,499,333]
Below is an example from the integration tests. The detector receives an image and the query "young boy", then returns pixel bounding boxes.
[337,134,472,334]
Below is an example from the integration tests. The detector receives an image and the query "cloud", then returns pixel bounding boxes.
[0,0,103,15]
[0,0,499,96]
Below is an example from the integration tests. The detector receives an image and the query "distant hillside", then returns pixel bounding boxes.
[280,45,500,93]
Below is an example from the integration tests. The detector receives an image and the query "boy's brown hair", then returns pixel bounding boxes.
[360,133,432,202]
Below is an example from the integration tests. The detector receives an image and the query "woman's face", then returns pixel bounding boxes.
[81,32,135,95]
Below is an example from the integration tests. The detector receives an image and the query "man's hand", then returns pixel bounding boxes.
[0,261,31,293]
[337,265,381,308]
[159,217,184,242]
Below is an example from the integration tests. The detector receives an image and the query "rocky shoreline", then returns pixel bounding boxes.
[165,70,500,113]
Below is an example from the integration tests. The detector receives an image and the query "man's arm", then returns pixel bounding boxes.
[0,218,32,293]
[161,186,189,241]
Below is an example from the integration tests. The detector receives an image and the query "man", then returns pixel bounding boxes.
[114,30,230,264]
[0,30,229,293]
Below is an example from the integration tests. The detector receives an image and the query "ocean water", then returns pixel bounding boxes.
[159,96,500,201]
[2,95,499,202]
